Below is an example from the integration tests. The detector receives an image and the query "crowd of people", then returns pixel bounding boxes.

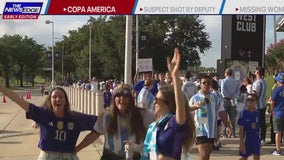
[1,47,284,160]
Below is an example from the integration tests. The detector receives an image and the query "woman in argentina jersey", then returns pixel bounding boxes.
[0,86,98,160]
[142,48,196,160]
[77,84,147,160]
[189,75,231,160]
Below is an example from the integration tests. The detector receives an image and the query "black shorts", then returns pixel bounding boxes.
[196,136,215,145]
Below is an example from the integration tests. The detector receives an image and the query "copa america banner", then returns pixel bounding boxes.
[1,0,284,19]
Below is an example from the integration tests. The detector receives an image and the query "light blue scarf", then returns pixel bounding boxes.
[142,112,173,160]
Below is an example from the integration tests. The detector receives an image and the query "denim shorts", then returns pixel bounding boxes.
[38,150,79,160]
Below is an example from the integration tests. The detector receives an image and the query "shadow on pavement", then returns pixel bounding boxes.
[0,141,22,144]
[0,130,37,139]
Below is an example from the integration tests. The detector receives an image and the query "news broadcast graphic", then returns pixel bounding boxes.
[133,0,223,14]
[1,0,284,18]
[222,0,284,14]
[2,2,43,19]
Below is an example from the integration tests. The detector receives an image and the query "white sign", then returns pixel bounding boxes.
[249,61,259,72]
[234,71,241,81]
[138,58,153,72]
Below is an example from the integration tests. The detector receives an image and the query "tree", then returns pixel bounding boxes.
[138,15,212,72]
[51,15,212,81]
[0,41,13,87]
[266,39,284,74]
[0,34,45,87]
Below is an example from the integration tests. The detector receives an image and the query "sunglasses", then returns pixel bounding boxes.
[201,81,211,85]
[246,98,256,102]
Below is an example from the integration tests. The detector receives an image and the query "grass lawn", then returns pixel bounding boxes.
[265,76,275,100]
[0,76,46,89]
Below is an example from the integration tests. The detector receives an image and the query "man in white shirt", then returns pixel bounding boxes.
[90,76,99,92]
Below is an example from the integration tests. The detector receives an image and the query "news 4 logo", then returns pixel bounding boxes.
[2,2,43,19]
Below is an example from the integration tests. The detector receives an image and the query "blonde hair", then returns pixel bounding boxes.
[144,79,154,87]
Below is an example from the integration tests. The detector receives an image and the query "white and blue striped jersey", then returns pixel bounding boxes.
[137,86,155,110]
[94,111,139,157]
[189,91,223,138]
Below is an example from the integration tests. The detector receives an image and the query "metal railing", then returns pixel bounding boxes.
[63,86,104,116]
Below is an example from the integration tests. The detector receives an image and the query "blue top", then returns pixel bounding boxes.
[137,86,155,110]
[142,114,187,160]
[26,104,97,153]
[252,78,267,109]
[221,76,240,98]
[103,91,112,108]
[134,80,158,95]
[271,86,284,118]
[238,108,260,143]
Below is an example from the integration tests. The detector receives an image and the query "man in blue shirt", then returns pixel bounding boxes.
[270,72,284,156]
[221,68,240,137]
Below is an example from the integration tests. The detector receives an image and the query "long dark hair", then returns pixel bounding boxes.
[107,85,146,143]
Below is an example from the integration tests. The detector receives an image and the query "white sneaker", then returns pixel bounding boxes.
[272,150,281,156]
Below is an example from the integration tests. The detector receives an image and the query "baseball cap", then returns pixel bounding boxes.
[275,72,284,84]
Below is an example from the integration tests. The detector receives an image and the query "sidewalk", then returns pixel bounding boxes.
[0,92,282,160]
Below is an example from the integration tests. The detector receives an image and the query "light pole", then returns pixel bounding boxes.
[55,37,64,84]
[88,21,92,80]
[124,15,133,85]
[61,42,64,84]
[45,20,55,88]
[135,15,139,73]
[274,15,277,43]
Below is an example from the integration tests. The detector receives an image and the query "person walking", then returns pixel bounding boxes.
[182,70,198,103]
[252,66,267,145]
[236,85,248,121]
[142,48,195,160]
[137,78,155,111]
[211,79,224,150]
[76,84,147,160]
[267,73,279,145]
[40,84,45,96]
[156,72,167,90]
[103,85,112,109]
[221,68,240,138]
[90,76,99,92]
[190,75,231,160]
[270,72,284,156]
[238,93,260,160]
[0,86,98,160]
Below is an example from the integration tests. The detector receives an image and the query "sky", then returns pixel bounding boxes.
[0,15,284,68]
